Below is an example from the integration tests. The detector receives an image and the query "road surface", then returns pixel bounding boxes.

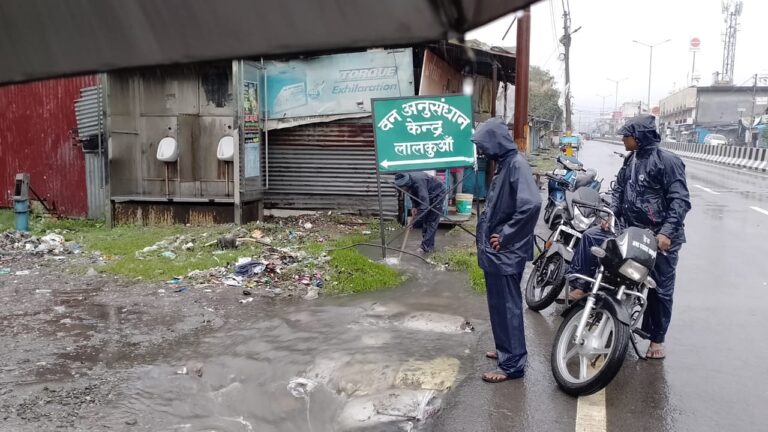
[431,139,768,432]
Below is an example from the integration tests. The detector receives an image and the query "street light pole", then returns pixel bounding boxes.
[606,77,628,134]
[633,39,671,111]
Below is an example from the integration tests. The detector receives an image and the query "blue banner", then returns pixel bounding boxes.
[265,49,414,119]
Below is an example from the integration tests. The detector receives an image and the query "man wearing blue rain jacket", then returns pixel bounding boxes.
[394,172,446,254]
[567,115,691,360]
[472,118,542,383]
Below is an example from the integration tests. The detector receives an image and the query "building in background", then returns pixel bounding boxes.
[659,85,768,144]
[0,75,100,218]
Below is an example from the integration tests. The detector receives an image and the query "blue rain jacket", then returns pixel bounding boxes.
[613,115,691,251]
[398,172,445,215]
[474,118,542,275]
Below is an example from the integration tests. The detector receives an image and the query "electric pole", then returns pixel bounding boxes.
[606,77,628,134]
[560,0,580,134]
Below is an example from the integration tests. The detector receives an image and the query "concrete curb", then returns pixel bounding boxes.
[592,139,768,173]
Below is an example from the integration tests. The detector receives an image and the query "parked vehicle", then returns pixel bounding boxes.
[550,201,658,396]
[543,156,583,225]
[543,158,602,231]
[704,134,727,146]
[525,185,602,311]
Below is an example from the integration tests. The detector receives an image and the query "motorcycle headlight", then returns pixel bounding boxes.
[571,206,593,231]
[619,259,650,282]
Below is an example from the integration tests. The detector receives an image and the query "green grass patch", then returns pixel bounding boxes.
[433,248,486,294]
[322,232,405,295]
[325,248,404,295]
[0,209,13,232]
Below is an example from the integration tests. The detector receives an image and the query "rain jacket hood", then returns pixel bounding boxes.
[472,117,517,161]
[619,115,661,155]
[473,118,541,275]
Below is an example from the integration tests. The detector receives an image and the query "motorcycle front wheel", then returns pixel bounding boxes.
[525,254,566,311]
[543,201,554,223]
[551,302,630,396]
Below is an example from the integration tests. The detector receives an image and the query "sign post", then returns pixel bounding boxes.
[371,95,475,258]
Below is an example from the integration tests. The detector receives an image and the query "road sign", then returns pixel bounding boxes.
[372,95,474,172]
[690,37,700,51]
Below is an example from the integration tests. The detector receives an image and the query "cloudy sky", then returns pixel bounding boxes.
[468,0,767,128]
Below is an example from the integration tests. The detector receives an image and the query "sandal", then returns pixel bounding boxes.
[482,371,522,383]
[646,345,666,360]
[485,351,498,360]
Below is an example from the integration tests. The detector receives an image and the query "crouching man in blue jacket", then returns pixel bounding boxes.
[567,115,691,360]
[473,118,542,383]
[394,172,446,254]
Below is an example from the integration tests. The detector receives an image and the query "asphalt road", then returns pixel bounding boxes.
[431,140,768,432]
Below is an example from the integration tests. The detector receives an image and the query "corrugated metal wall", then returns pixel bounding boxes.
[0,75,96,216]
[265,121,397,216]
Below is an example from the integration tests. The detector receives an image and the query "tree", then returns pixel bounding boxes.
[528,66,563,130]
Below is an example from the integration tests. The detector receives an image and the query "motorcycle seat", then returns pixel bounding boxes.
[573,168,598,188]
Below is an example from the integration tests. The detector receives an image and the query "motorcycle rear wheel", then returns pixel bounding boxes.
[525,254,566,311]
[551,303,630,396]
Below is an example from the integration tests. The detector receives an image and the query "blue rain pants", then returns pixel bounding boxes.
[484,265,527,378]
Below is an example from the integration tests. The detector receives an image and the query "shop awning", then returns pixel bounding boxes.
[0,0,537,84]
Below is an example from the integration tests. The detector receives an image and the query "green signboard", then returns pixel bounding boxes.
[372,95,474,172]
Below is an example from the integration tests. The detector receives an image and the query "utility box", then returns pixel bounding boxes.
[14,173,30,200]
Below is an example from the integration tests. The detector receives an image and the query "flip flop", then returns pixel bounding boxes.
[482,371,523,383]
[485,351,498,360]
[646,346,666,360]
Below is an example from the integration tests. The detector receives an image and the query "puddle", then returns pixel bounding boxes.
[83,237,487,431]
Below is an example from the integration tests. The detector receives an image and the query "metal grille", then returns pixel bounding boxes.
[265,121,397,216]
[74,85,103,140]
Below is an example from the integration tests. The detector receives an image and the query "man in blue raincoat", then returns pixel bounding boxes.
[567,115,691,359]
[473,118,542,383]
[394,172,446,254]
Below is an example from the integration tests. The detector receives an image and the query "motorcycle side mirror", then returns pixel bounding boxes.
[590,246,606,258]
[645,277,657,289]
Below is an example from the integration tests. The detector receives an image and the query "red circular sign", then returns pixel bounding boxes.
[690,37,701,48]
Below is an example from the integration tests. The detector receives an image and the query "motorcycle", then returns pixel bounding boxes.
[544,166,602,231]
[550,201,658,396]
[525,184,602,311]
[542,156,583,224]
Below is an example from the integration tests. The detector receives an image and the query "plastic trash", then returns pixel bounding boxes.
[287,377,317,399]
[15,270,31,275]
[174,287,189,293]
[168,277,183,285]
[182,242,194,251]
[160,251,177,259]
[86,268,98,277]
[235,260,266,277]
[35,289,51,294]
[303,222,313,230]
[239,298,254,304]
[223,276,244,287]
[0,268,10,275]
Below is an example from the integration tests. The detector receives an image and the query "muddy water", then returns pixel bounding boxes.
[81,235,489,431]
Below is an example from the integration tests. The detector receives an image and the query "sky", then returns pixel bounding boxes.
[467,0,768,130]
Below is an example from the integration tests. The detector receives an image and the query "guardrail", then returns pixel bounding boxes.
[593,139,768,173]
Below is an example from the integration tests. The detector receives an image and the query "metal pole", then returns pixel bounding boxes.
[751,73,758,146]
[647,46,653,111]
[691,51,697,85]
[372,127,387,259]
[514,7,531,152]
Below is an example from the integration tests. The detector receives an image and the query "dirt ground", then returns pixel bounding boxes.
[0,243,338,430]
